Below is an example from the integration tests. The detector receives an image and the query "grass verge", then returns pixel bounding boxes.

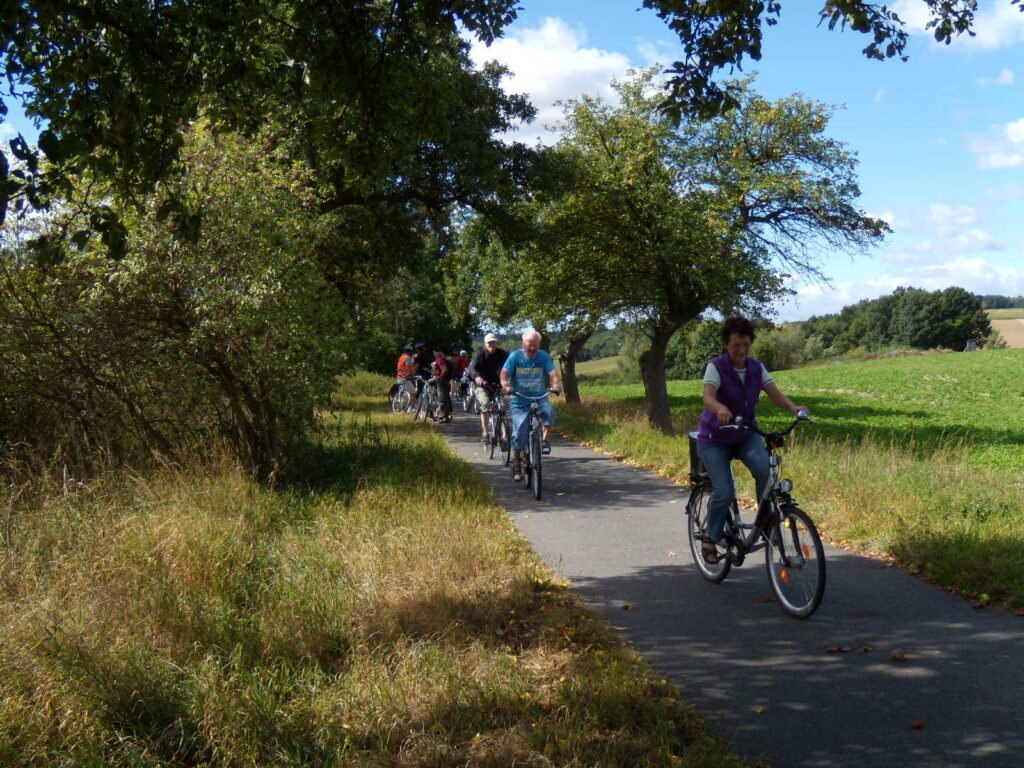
[558,391,1024,610]
[0,372,749,767]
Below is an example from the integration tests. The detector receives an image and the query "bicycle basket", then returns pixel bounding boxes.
[687,431,708,483]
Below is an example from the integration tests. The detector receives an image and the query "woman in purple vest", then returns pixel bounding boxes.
[696,317,809,563]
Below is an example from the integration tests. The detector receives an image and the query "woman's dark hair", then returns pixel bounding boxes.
[720,316,756,346]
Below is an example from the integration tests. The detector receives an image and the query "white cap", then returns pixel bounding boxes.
[484,333,499,343]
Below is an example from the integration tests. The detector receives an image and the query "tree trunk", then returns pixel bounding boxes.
[558,329,592,405]
[638,322,677,434]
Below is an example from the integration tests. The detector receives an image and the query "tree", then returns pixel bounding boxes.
[4,1,1010,225]
[666,319,722,380]
[443,146,619,403]
[890,286,991,350]
[545,71,885,432]
[1,0,535,257]
[644,0,1023,117]
[803,286,992,353]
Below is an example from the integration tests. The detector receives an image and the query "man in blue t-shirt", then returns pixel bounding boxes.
[500,330,562,482]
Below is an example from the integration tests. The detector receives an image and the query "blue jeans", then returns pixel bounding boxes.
[510,398,555,450]
[698,434,770,543]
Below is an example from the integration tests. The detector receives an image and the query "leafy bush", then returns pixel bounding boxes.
[0,126,344,478]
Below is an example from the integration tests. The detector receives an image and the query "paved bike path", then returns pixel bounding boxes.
[435,409,1024,768]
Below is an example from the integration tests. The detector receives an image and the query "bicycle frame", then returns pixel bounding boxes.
[510,390,556,500]
[715,415,810,565]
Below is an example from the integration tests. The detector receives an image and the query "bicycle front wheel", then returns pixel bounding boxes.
[530,420,543,500]
[765,503,826,618]
[487,411,499,459]
[686,484,731,583]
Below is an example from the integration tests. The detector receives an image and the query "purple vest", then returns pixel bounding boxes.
[697,354,764,446]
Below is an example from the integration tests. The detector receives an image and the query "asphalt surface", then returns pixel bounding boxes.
[435,406,1024,768]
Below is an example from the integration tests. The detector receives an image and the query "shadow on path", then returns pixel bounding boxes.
[434,408,1024,768]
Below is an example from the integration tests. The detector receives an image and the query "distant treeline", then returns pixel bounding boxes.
[800,286,992,354]
[563,287,1006,382]
[978,294,1024,309]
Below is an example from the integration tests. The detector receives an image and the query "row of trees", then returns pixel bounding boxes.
[800,286,992,354]
[0,1,1011,472]
[978,295,1024,309]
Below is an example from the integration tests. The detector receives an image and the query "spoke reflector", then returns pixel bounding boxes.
[803,544,810,558]
[780,569,790,584]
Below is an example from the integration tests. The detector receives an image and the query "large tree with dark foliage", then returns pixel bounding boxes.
[2,0,1014,227]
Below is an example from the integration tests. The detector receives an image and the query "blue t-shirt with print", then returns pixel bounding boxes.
[503,348,555,407]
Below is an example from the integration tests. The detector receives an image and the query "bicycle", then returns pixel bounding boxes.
[501,396,513,467]
[511,390,558,501]
[480,383,509,460]
[685,413,826,619]
[390,381,413,413]
[415,378,439,422]
[461,374,477,413]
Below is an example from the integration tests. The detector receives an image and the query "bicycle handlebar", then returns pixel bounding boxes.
[510,389,561,400]
[729,412,816,440]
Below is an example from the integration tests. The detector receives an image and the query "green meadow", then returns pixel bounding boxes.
[562,349,1024,608]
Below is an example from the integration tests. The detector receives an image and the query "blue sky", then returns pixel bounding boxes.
[3,2,1022,321]
[468,1,1024,320]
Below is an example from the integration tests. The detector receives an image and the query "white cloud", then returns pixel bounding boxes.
[636,38,671,67]
[873,88,887,103]
[779,256,1024,320]
[1005,117,1024,143]
[0,122,16,141]
[966,120,1024,169]
[870,209,897,227]
[888,201,1003,256]
[892,0,1024,50]
[947,228,1005,254]
[975,68,1015,86]
[470,17,632,145]
[985,182,1024,201]
[925,202,980,227]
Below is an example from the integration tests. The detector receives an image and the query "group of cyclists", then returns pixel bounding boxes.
[394,342,472,423]
[395,318,806,516]
[395,330,562,482]
[394,319,821,615]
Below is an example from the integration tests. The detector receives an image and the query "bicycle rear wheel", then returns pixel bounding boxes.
[530,420,543,500]
[765,503,826,618]
[502,413,512,466]
[392,389,411,414]
[686,484,731,582]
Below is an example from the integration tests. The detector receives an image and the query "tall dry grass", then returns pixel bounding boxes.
[0,378,748,767]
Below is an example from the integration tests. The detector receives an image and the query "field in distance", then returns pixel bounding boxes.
[588,348,1024,474]
[988,308,1024,348]
[575,355,624,379]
